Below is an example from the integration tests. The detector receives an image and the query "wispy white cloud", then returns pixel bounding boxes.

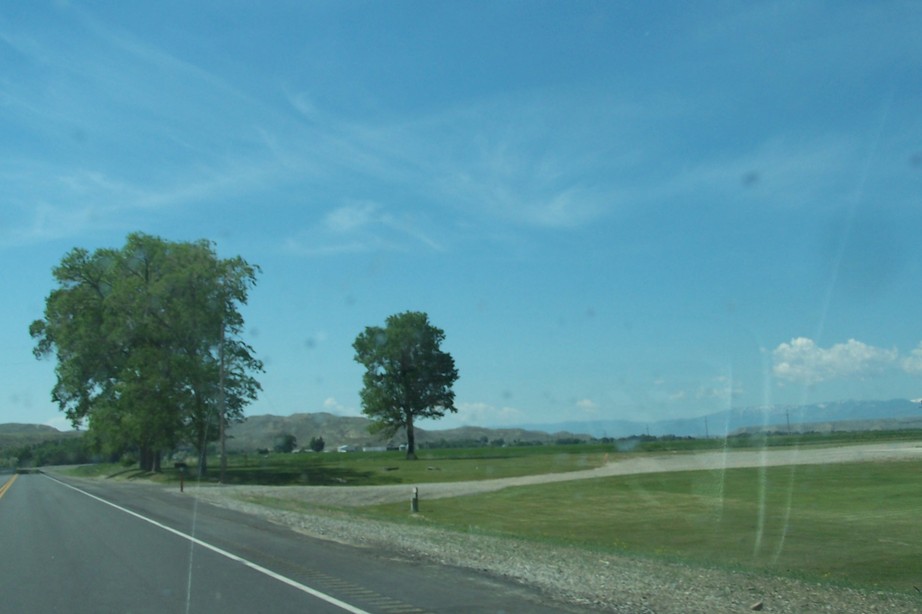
[447,401,525,427]
[667,390,687,402]
[357,94,638,230]
[324,202,379,233]
[7,10,843,257]
[0,159,287,248]
[276,88,648,237]
[284,199,444,257]
[5,2,912,263]
[772,337,898,385]
[322,397,356,416]
[655,375,743,406]
[0,10,301,247]
[695,375,744,402]
[629,134,863,215]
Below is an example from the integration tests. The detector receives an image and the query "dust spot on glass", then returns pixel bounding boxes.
[9,393,31,409]
[249,327,259,337]
[741,171,759,187]
[303,338,316,350]
[501,389,513,400]
[585,307,596,319]
[344,294,356,306]
[910,151,922,169]
[71,128,87,144]
[823,214,904,299]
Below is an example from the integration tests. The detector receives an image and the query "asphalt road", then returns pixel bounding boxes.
[0,472,590,613]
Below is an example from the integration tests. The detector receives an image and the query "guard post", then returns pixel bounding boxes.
[411,486,419,513]
[175,461,187,492]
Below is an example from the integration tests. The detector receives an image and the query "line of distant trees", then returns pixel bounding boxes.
[418,436,591,449]
[268,434,326,454]
[1,437,98,469]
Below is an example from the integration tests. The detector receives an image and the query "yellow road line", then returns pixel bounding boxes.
[0,474,19,500]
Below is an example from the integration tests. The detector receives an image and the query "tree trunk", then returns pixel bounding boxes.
[405,412,417,460]
[152,450,161,473]
[198,447,208,477]
[139,446,152,472]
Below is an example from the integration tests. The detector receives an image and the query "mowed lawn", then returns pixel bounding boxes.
[361,459,922,592]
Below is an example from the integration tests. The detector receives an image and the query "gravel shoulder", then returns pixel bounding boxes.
[185,442,922,613]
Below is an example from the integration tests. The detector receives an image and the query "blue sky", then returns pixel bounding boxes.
[2,2,921,431]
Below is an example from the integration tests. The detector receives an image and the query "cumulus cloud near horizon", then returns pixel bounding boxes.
[901,343,922,375]
[772,337,899,385]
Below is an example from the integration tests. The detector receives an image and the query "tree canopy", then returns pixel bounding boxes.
[353,311,458,459]
[30,232,262,472]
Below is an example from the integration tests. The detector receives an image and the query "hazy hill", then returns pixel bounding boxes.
[225,412,591,451]
[0,424,60,435]
[732,416,922,435]
[0,423,80,452]
[226,413,380,451]
[517,399,922,439]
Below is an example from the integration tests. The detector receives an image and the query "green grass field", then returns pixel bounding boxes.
[66,444,611,485]
[68,429,922,486]
[216,446,609,485]
[357,458,922,593]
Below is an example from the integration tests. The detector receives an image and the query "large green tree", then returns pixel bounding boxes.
[353,311,459,459]
[30,233,262,472]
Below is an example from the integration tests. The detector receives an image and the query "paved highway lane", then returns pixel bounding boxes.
[0,473,358,613]
[0,473,590,613]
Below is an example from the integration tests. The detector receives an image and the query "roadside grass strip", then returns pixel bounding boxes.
[358,459,922,593]
[73,445,613,487]
[0,474,18,500]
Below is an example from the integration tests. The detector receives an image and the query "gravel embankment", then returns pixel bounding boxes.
[185,442,922,613]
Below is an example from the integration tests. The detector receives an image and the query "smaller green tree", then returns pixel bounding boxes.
[353,311,459,459]
[273,433,297,453]
[309,436,325,452]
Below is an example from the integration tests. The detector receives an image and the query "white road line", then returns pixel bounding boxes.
[43,474,371,614]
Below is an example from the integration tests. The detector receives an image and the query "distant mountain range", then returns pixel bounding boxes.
[4,399,921,455]
[516,398,922,439]
[227,399,922,450]
[225,413,591,451]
